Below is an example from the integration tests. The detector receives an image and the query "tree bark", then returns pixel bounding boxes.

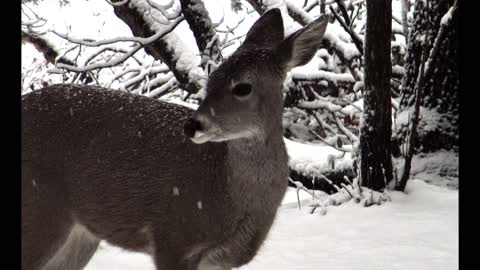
[359,0,393,191]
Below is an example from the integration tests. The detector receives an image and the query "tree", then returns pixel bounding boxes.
[396,0,459,191]
[395,0,459,153]
[359,0,393,191]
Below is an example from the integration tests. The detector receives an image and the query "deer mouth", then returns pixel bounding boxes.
[190,130,218,144]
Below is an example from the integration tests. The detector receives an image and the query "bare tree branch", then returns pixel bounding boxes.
[52,44,142,73]
[51,16,184,47]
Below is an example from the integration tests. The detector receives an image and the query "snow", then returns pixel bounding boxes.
[340,99,363,116]
[253,0,301,36]
[323,23,361,61]
[164,98,198,109]
[85,180,458,270]
[291,70,355,85]
[440,6,454,26]
[395,150,458,190]
[284,0,314,24]
[285,138,353,178]
[396,106,453,138]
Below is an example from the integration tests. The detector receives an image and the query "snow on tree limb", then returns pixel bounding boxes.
[244,0,301,35]
[122,65,171,91]
[147,0,181,20]
[328,6,363,55]
[22,30,74,66]
[298,99,345,114]
[292,70,355,86]
[112,0,205,94]
[285,0,314,25]
[178,0,221,68]
[145,76,178,98]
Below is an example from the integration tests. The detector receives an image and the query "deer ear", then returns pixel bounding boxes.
[276,14,329,70]
[242,8,285,48]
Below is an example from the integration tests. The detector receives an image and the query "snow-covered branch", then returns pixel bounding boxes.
[179,0,221,68]
[328,5,363,55]
[147,0,181,20]
[112,0,205,94]
[291,70,356,86]
[22,31,74,66]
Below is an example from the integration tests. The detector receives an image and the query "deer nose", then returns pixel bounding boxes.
[183,118,203,138]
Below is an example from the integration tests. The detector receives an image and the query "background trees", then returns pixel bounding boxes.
[21,0,459,193]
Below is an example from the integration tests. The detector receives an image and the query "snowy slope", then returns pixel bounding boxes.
[85,180,458,270]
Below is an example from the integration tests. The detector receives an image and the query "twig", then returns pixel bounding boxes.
[53,44,142,73]
[288,177,323,200]
[51,16,184,73]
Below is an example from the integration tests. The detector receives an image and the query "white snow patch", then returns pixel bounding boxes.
[85,180,458,270]
[396,107,452,138]
[396,150,458,189]
[441,6,455,26]
[285,138,353,177]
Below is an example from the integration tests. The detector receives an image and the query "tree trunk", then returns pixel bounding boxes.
[396,0,459,152]
[359,0,393,191]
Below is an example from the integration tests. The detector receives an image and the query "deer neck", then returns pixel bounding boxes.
[225,126,288,202]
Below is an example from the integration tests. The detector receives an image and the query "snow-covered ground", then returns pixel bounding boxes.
[85,179,458,270]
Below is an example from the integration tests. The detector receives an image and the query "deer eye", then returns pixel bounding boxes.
[232,83,253,98]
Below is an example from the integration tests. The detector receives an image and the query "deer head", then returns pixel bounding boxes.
[184,9,329,144]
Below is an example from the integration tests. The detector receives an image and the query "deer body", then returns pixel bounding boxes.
[22,9,328,270]
[22,85,287,269]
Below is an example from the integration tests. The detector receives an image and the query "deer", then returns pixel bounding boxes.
[21,8,328,270]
